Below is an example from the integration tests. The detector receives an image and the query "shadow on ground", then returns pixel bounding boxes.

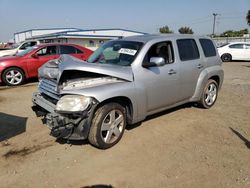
[127,103,194,130]
[56,137,89,146]
[230,127,250,149]
[55,103,195,146]
[0,78,38,90]
[81,185,113,188]
[0,112,27,142]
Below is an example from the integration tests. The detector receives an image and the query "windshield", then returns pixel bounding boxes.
[87,40,143,66]
[16,46,37,56]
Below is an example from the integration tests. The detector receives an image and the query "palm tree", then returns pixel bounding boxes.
[246,10,250,26]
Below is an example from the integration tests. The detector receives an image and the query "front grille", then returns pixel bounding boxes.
[39,78,59,100]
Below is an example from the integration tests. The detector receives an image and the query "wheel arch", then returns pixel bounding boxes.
[209,75,220,87]
[1,66,27,79]
[95,96,134,125]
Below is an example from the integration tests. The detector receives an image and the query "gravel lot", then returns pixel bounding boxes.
[0,62,250,188]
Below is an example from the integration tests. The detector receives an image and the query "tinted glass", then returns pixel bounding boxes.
[144,41,174,64]
[229,44,244,49]
[245,44,250,49]
[60,45,77,54]
[177,39,200,61]
[76,48,83,54]
[199,39,216,57]
[37,46,57,56]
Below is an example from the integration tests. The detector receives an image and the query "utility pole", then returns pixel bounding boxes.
[212,13,218,37]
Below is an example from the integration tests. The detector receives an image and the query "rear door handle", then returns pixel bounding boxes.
[168,69,176,75]
[197,64,204,69]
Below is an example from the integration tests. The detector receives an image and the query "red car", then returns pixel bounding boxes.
[0,43,93,86]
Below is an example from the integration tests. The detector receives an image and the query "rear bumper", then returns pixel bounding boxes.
[32,92,95,140]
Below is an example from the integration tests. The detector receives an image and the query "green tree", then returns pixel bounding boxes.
[178,26,194,34]
[159,25,173,33]
[220,29,248,37]
[246,10,250,26]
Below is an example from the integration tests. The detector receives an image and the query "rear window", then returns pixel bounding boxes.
[177,39,200,61]
[199,39,216,57]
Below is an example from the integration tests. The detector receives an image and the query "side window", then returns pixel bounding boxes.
[199,39,216,57]
[60,45,77,54]
[144,41,174,64]
[36,46,57,56]
[177,39,200,61]
[229,44,244,49]
[30,41,37,47]
[245,44,250,49]
[76,48,83,54]
[20,41,37,50]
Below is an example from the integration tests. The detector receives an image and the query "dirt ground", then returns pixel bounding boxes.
[0,62,249,188]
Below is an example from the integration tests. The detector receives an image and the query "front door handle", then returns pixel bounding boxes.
[168,69,176,75]
[197,64,204,69]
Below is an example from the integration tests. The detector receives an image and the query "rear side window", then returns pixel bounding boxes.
[60,45,78,54]
[177,39,200,61]
[76,48,83,54]
[199,39,216,57]
[229,44,244,49]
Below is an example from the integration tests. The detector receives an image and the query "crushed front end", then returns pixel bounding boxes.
[32,78,98,140]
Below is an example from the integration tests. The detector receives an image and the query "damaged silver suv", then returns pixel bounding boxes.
[32,34,224,149]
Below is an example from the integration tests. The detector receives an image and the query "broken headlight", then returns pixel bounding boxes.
[55,95,92,112]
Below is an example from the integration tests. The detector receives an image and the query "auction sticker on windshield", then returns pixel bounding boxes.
[118,48,137,56]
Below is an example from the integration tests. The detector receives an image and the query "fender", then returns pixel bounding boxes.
[190,65,224,101]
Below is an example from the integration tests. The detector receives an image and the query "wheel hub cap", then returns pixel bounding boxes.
[101,109,124,144]
[205,83,217,106]
[6,70,22,85]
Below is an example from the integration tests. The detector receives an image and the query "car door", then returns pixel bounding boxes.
[59,45,87,60]
[137,41,181,113]
[27,45,59,77]
[176,38,204,100]
[244,44,250,60]
[228,43,244,60]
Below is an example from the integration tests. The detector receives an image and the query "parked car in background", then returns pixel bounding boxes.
[32,34,224,149]
[217,42,250,62]
[0,40,39,57]
[0,43,93,86]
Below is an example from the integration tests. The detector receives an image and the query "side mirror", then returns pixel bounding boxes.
[31,53,39,58]
[143,57,165,68]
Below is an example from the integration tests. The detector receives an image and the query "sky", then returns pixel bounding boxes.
[0,0,249,42]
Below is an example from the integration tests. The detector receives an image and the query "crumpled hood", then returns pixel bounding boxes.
[39,55,134,82]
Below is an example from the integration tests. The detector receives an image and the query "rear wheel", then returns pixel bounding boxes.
[88,103,126,149]
[221,53,232,62]
[2,67,25,86]
[199,79,218,109]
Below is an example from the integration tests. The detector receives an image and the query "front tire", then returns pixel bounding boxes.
[199,79,218,109]
[221,53,232,62]
[88,103,126,149]
[2,67,25,86]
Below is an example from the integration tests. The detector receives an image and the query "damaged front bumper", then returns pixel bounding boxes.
[32,92,97,140]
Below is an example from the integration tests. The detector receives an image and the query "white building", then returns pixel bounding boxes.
[14,28,80,43]
[14,28,146,50]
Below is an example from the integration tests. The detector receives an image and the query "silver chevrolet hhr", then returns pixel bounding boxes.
[32,34,224,149]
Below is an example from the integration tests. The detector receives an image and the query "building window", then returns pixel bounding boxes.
[89,40,95,47]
